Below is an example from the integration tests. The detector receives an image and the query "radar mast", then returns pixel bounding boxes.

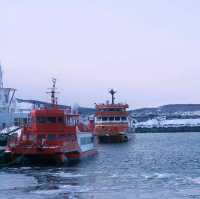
[47,78,58,106]
[109,89,117,104]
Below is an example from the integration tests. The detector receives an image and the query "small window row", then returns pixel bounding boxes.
[22,133,76,142]
[98,108,125,112]
[36,117,64,124]
[96,117,127,122]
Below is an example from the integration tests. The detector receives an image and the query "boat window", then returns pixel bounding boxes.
[81,137,85,145]
[109,117,114,121]
[47,117,57,123]
[37,117,46,124]
[57,134,67,140]
[80,136,93,145]
[115,117,120,121]
[97,117,101,121]
[121,117,127,121]
[38,134,46,140]
[57,117,64,123]
[102,117,108,121]
[75,119,78,125]
[47,134,56,141]
[66,117,76,125]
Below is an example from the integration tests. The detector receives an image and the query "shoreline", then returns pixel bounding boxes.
[135,126,200,133]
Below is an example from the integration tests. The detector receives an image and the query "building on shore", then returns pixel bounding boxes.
[0,64,33,129]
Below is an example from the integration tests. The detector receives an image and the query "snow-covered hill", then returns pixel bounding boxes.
[136,118,200,128]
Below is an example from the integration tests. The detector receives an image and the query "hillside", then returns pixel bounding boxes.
[131,104,200,122]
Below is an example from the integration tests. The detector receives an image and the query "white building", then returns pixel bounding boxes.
[0,65,31,129]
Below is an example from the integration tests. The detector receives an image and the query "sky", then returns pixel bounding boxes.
[1,0,200,109]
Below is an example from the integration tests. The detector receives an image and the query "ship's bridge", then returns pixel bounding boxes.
[95,103,129,124]
[95,103,129,111]
[28,108,80,131]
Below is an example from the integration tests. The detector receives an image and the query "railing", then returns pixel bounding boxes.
[95,120,128,124]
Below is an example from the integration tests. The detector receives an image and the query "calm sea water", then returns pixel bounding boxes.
[1,133,200,199]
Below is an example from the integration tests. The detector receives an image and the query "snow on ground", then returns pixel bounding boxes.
[135,118,200,128]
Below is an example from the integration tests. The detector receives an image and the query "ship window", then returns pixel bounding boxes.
[37,117,46,124]
[109,117,114,121]
[80,137,92,145]
[57,117,64,123]
[23,118,28,124]
[122,117,127,121]
[5,94,9,103]
[47,134,56,141]
[58,134,67,140]
[38,134,46,140]
[80,137,84,145]
[97,117,101,121]
[115,117,120,121]
[102,117,108,121]
[47,117,57,123]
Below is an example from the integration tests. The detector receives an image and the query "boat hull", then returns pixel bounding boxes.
[98,133,129,143]
[2,149,97,166]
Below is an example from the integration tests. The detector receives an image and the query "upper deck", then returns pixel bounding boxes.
[95,89,129,111]
[24,79,80,133]
[95,103,129,117]
[95,89,129,122]
[95,103,129,110]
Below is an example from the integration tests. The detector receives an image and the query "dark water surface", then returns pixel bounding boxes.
[1,133,200,199]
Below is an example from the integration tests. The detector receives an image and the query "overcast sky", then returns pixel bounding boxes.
[1,0,200,109]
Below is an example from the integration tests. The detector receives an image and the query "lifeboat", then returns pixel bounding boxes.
[4,79,97,165]
[94,89,134,143]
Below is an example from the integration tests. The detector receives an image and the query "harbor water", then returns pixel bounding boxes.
[1,132,200,199]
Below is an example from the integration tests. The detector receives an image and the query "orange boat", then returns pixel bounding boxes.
[5,79,97,165]
[94,89,132,143]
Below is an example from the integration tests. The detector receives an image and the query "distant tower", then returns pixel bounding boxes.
[109,89,117,104]
[0,63,3,88]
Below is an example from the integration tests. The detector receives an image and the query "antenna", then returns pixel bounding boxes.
[109,89,117,104]
[47,78,59,106]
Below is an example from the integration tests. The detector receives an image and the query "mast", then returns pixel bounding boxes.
[109,89,117,104]
[47,78,58,107]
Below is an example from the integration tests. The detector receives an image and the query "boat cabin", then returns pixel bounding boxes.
[95,103,129,124]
